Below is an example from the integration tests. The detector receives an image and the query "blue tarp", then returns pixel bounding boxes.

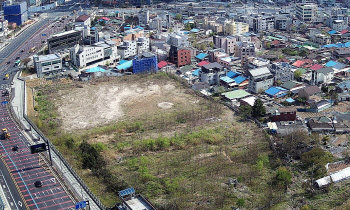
[85,66,106,73]
[190,28,200,33]
[116,60,133,70]
[195,53,208,60]
[325,60,337,67]
[286,98,295,103]
[192,69,200,76]
[328,30,336,35]
[234,76,247,84]
[227,71,240,78]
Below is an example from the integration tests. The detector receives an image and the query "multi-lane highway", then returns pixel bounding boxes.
[0,10,78,209]
[0,91,75,209]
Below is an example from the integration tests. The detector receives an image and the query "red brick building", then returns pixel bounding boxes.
[169,45,191,67]
[271,107,297,122]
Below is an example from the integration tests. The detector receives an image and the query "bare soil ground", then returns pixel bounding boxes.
[51,79,208,131]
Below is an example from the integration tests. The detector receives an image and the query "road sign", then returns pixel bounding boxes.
[30,143,47,154]
[75,201,87,209]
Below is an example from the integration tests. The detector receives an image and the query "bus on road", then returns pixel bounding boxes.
[14,59,21,66]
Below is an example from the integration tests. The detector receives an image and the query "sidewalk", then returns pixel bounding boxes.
[0,17,40,53]
[11,72,103,209]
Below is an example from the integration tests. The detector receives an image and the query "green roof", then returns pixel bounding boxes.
[181,65,193,72]
[281,81,298,90]
[221,90,250,100]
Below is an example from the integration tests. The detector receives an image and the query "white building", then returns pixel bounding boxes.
[70,41,119,68]
[75,14,91,38]
[0,19,8,39]
[253,16,275,33]
[117,37,150,59]
[331,19,347,32]
[168,33,190,48]
[248,67,274,93]
[296,3,318,22]
[33,54,62,78]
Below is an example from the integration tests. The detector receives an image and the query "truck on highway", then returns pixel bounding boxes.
[1,128,10,139]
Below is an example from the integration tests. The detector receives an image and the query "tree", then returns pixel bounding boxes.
[175,13,182,21]
[209,41,214,48]
[301,204,310,210]
[22,58,31,67]
[199,42,207,51]
[185,23,192,31]
[301,147,333,168]
[252,99,266,117]
[294,70,303,79]
[239,105,252,120]
[276,167,292,188]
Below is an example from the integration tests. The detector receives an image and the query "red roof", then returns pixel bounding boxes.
[75,15,90,22]
[341,30,348,34]
[292,60,305,67]
[310,64,323,71]
[198,61,210,67]
[157,61,168,68]
[100,17,110,21]
[271,40,280,45]
[347,57,350,61]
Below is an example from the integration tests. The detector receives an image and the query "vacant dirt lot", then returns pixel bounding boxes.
[53,79,205,131]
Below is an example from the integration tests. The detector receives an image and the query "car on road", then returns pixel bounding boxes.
[34,180,42,188]
[21,49,24,52]
[12,145,18,151]
[15,57,20,60]
[6,61,10,64]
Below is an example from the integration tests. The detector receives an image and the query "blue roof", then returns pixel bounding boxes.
[227,71,241,78]
[325,60,337,67]
[328,30,336,35]
[190,28,200,33]
[116,60,133,70]
[119,188,135,197]
[345,42,350,47]
[242,32,251,36]
[196,53,208,60]
[119,60,128,64]
[265,86,287,97]
[337,80,350,89]
[286,98,295,103]
[184,32,189,34]
[85,66,106,73]
[220,76,235,83]
[192,69,200,76]
[333,62,346,70]
[91,27,96,30]
[183,20,191,24]
[234,76,247,84]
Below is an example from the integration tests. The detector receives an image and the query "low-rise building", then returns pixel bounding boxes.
[235,42,255,58]
[270,62,294,83]
[199,62,224,85]
[48,30,82,53]
[117,37,149,59]
[248,66,274,93]
[70,41,119,68]
[133,52,158,74]
[169,45,191,67]
[33,54,62,78]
